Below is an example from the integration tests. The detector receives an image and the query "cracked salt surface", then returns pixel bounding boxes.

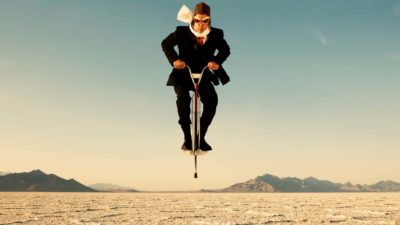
[0,193,399,224]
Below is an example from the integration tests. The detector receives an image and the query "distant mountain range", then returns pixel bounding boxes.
[89,183,138,192]
[0,170,95,192]
[206,173,400,192]
[2,170,399,192]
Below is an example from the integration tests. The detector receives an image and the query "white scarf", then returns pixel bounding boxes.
[189,24,210,38]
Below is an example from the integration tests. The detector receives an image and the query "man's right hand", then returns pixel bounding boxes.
[173,59,186,69]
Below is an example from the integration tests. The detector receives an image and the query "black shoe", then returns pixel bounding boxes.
[200,139,212,151]
[181,140,192,150]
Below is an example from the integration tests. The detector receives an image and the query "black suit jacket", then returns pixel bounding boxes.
[161,26,231,86]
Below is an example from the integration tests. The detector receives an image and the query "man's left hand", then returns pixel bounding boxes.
[208,62,220,71]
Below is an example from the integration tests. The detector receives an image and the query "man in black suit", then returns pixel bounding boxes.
[162,2,230,151]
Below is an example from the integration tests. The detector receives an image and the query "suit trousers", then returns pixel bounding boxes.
[174,81,218,133]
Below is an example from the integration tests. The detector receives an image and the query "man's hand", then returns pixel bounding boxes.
[208,61,219,71]
[173,59,186,69]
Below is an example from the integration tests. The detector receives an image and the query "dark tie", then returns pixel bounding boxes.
[197,37,205,45]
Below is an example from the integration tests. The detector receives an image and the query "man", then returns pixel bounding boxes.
[161,2,230,151]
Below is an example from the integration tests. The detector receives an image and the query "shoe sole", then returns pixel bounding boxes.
[181,150,208,156]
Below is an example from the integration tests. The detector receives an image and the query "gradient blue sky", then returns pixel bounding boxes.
[1,0,399,191]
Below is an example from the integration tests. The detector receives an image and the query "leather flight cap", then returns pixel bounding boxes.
[193,2,210,16]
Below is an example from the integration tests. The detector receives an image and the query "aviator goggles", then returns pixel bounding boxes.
[193,17,210,24]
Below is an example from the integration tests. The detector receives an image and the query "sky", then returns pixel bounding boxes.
[1,0,399,191]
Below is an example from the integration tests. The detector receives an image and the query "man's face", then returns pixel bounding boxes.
[193,14,210,33]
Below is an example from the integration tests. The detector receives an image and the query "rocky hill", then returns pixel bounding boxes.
[89,183,138,192]
[210,173,400,192]
[0,170,95,192]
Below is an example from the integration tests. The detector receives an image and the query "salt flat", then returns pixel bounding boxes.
[0,192,399,225]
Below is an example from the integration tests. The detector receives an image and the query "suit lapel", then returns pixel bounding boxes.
[186,27,197,45]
